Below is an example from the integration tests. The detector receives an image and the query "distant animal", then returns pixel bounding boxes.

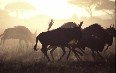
[0,26,36,47]
[33,22,83,61]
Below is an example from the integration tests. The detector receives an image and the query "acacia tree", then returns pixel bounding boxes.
[69,0,101,17]
[96,0,115,19]
[5,2,36,18]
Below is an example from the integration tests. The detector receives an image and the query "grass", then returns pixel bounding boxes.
[0,45,115,73]
[0,60,115,73]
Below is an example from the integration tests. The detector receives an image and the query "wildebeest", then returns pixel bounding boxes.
[74,23,116,60]
[33,22,83,61]
[103,24,116,51]
[59,22,78,28]
[0,26,36,47]
[82,24,115,51]
[47,21,84,61]
[47,23,115,61]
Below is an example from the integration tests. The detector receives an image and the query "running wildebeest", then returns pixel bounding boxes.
[47,23,115,61]
[47,21,84,61]
[33,22,83,61]
[103,24,116,51]
[74,23,116,61]
[0,26,36,47]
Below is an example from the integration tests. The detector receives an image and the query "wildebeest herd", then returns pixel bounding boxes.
[0,21,115,62]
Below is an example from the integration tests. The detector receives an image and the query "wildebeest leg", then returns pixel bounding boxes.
[0,41,1,45]
[33,38,38,51]
[0,38,3,45]
[75,51,82,61]
[75,50,83,56]
[3,40,5,45]
[66,46,71,60]
[58,47,66,61]
[1,37,5,47]
[0,38,2,45]
[79,48,86,54]
[25,40,28,48]
[72,48,81,61]
[92,50,96,61]
[49,46,57,60]
[19,39,22,48]
[47,46,56,50]
[41,45,50,61]
[96,51,104,61]
[104,45,109,52]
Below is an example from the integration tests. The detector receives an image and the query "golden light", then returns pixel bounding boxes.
[3,0,91,32]
[36,0,89,19]
[12,0,89,19]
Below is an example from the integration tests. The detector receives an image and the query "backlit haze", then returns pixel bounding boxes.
[0,0,115,33]
[0,0,115,65]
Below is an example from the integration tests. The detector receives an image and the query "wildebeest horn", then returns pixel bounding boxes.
[110,24,112,28]
[113,24,114,28]
[79,21,83,28]
[110,24,114,28]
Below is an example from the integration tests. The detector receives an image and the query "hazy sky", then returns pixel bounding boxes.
[0,0,113,19]
[0,0,115,49]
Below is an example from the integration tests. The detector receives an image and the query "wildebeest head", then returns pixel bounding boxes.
[104,24,115,46]
[107,24,116,37]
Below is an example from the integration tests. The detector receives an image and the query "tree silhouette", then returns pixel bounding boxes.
[5,2,36,18]
[96,0,115,18]
[69,0,100,17]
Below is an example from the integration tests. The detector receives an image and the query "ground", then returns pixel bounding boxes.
[0,60,115,73]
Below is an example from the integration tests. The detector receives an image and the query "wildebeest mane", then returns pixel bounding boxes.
[60,22,78,28]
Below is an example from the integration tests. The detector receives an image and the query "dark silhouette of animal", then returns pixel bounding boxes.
[82,24,115,52]
[0,26,36,47]
[74,23,116,60]
[33,22,83,61]
[103,24,116,51]
[48,23,115,61]
[48,19,54,31]
[60,22,78,28]
[47,21,84,61]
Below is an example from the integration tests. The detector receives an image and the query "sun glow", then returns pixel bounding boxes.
[29,0,89,19]
[8,0,89,19]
